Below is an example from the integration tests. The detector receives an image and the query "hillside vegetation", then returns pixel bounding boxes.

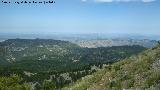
[63,44,160,90]
[0,75,30,90]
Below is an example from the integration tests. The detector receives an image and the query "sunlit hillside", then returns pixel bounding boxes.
[63,43,160,90]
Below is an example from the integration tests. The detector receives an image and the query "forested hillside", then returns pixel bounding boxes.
[0,39,145,72]
[63,43,160,90]
[0,39,147,90]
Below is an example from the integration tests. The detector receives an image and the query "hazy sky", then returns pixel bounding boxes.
[0,0,160,35]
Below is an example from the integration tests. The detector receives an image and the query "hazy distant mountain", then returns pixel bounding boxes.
[0,33,160,41]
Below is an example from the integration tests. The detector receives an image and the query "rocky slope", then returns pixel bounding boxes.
[73,39,157,48]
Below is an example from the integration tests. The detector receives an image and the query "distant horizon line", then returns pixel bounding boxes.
[0,32,159,36]
[0,32,160,41]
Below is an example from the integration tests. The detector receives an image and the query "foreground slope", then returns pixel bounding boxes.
[63,44,160,90]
